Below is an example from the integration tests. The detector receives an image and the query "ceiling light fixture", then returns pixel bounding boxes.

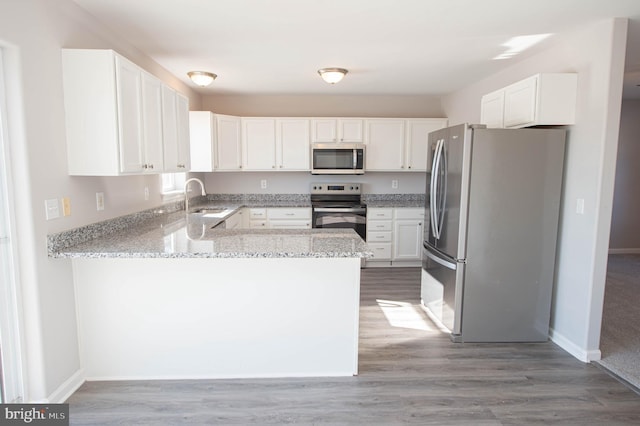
[318,68,348,84]
[187,71,217,87]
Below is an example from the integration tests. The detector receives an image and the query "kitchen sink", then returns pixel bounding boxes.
[190,207,234,218]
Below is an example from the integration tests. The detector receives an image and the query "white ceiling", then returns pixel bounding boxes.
[72,0,640,97]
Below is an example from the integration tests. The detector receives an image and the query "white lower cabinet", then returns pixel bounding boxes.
[393,208,424,262]
[267,208,312,229]
[366,207,424,267]
[224,211,243,229]
[244,207,311,229]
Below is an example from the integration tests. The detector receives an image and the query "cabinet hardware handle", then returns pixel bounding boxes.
[142,164,148,169]
[148,164,154,169]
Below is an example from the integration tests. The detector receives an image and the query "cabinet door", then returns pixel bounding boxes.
[215,115,242,170]
[480,89,505,129]
[175,93,190,171]
[242,118,276,170]
[311,119,337,142]
[189,111,215,172]
[161,85,179,172]
[406,119,448,171]
[503,75,538,128]
[115,56,144,173]
[277,119,310,170]
[393,219,423,261]
[338,119,364,142]
[140,72,164,172]
[365,119,405,171]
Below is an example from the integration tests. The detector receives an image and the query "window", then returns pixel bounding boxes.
[161,172,186,200]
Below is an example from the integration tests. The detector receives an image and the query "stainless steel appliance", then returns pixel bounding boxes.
[311,183,367,240]
[421,123,566,342]
[311,143,365,174]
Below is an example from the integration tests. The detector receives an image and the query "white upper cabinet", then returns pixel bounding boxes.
[276,119,310,170]
[139,72,164,173]
[479,89,505,129]
[405,118,448,171]
[242,118,310,171]
[189,112,242,172]
[216,114,243,170]
[480,73,577,129]
[364,118,447,172]
[188,111,216,172]
[62,49,190,175]
[161,85,190,172]
[311,118,364,143]
[364,119,406,171]
[242,118,277,170]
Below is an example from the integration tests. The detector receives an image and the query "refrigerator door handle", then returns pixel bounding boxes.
[430,139,444,240]
[423,244,457,269]
[436,139,448,238]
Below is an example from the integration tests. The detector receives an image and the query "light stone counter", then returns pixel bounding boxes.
[50,200,367,381]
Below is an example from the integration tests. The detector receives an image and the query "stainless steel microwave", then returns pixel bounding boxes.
[311,143,365,174]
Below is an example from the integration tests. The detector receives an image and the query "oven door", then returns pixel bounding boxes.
[312,207,367,240]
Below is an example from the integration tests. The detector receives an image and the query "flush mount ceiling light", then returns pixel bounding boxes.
[187,71,217,87]
[318,68,348,84]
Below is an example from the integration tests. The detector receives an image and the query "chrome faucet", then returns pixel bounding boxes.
[184,178,206,213]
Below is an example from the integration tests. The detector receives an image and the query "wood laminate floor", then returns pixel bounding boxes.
[67,267,640,425]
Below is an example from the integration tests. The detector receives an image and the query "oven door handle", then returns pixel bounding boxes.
[314,207,367,214]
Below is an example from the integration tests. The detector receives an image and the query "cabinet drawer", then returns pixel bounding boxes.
[267,208,311,220]
[367,231,392,243]
[268,220,311,229]
[367,221,392,232]
[249,208,267,219]
[368,243,392,260]
[249,220,267,228]
[368,208,393,220]
[394,208,424,220]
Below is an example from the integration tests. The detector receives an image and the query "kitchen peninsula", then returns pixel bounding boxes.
[48,204,369,380]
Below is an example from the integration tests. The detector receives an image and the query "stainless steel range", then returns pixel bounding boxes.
[310,183,367,240]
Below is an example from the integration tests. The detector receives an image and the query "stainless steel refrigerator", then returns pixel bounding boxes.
[421,123,566,342]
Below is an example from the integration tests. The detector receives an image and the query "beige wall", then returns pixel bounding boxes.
[202,94,443,117]
[609,99,640,251]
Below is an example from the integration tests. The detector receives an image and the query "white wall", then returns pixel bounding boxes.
[442,18,628,361]
[0,0,201,402]
[609,99,640,251]
[203,171,427,195]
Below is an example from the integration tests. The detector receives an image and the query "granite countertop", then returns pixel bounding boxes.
[49,210,370,259]
[47,193,426,260]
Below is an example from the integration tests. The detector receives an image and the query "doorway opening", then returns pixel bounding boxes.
[0,48,25,403]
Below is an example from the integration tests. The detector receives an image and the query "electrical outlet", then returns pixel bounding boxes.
[260,179,267,189]
[576,198,585,215]
[62,197,71,216]
[96,192,105,211]
[391,180,399,189]
[144,186,150,201]
[45,199,60,220]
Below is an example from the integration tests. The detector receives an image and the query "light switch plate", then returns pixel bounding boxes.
[260,179,267,189]
[45,198,60,220]
[62,197,71,216]
[96,192,105,211]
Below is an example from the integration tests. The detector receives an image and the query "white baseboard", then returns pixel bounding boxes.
[46,368,85,403]
[549,328,601,363]
[608,248,640,254]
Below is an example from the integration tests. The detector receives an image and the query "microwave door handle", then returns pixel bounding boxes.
[353,149,357,169]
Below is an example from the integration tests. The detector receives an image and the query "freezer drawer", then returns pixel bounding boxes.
[420,246,463,336]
